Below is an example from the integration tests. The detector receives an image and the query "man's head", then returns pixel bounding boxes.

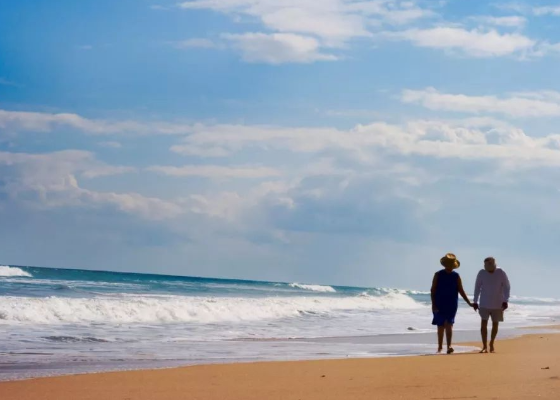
[484,257,497,273]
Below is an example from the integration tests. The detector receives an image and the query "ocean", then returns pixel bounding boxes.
[1,265,559,380]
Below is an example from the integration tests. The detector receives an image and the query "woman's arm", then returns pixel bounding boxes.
[458,276,474,308]
[430,273,438,312]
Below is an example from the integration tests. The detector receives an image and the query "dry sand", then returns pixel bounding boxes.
[2,331,560,400]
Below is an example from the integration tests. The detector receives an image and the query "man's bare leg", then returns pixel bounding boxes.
[490,321,499,353]
[437,326,444,353]
[445,321,454,353]
[480,319,488,353]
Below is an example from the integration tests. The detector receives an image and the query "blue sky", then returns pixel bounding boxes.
[2,0,560,295]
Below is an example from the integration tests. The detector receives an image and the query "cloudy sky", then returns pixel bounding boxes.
[1,0,560,295]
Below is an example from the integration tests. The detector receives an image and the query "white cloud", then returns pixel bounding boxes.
[169,118,560,168]
[6,98,560,242]
[354,120,560,167]
[346,1,436,25]
[84,191,184,220]
[0,150,134,180]
[508,90,560,102]
[147,164,281,179]
[533,6,560,16]
[494,3,560,17]
[401,87,560,117]
[98,141,122,149]
[492,3,528,14]
[5,113,560,251]
[176,1,558,61]
[223,33,337,64]
[383,27,535,57]
[179,0,367,46]
[180,0,430,43]
[0,109,193,136]
[174,123,351,156]
[257,5,370,46]
[0,150,282,224]
[187,192,247,220]
[179,0,435,60]
[82,165,135,179]
[0,151,182,221]
[533,41,560,56]
[171,144,230,157]
[469,15,526,27]
[175,38,218,49]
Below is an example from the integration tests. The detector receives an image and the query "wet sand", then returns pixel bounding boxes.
[1,330,559,400]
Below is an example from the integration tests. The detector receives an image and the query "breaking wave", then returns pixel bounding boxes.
[375,287,430,296]
[289,283,336,293]
[0,266,32,278]
[0,292,424,324]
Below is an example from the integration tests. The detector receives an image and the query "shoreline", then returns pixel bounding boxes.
[1,325,544,383]
[1,325,557,383]
[2,328,560,399]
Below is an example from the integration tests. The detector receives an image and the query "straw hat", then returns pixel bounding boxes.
[440,253,460,269]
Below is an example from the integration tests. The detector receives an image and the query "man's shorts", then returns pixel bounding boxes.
[479,308,504,322]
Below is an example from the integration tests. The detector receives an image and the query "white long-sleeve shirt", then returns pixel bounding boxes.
[474,268,511,309]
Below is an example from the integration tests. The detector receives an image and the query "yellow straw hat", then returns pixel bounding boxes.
[440,253,460,269]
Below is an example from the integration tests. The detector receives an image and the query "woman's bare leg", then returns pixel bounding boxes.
[437,326,444,352]
[445,321,453,352]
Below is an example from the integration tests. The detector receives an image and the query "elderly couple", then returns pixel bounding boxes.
[431,253,511,354]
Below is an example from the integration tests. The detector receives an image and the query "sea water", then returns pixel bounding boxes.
[1,265,559,380]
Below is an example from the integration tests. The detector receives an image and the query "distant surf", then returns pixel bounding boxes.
[288,283,336,293]
[0,266,32,277]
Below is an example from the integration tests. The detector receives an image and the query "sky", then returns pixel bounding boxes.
[1,0,560,295]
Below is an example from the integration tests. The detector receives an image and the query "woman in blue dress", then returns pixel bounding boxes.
[431,253,475,354]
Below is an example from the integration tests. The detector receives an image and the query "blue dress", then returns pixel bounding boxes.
[432,269,459,326]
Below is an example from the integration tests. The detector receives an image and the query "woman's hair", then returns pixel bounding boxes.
[484,257,495,264]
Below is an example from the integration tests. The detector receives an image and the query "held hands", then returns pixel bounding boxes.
[473,303,479,311]
[502,302,509,311]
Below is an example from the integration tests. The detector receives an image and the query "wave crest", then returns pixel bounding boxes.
[0,266,32,278]
[289,283,336,293]
[0,293,424,324]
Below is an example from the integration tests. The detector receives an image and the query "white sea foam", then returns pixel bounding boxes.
[376,287,430,296]
[0,266,32,278]
[510,295,560,304]
[0,292,424,324]
[408,290,431,295]
[289,283,336,293]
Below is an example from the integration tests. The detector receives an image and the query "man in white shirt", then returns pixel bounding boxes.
[473,257,511,353]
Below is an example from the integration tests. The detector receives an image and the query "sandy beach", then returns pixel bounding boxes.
[2,330,559,400]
